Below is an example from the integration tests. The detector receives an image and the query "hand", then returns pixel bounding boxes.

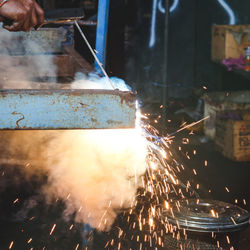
[0,0,44,31]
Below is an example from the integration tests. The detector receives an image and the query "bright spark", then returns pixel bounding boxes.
[49,224,56,236]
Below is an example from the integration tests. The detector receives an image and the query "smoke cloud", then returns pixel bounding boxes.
[44,129,147,230]
[0,25,57,89]
[0,27,147,231]
[1,128,147,230]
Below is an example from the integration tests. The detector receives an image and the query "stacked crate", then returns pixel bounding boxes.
[215,110,250,161]
[203,91,250,161]
[211,25,250,62]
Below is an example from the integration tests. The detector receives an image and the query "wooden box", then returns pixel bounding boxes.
[211,25,250,62]
[203,91,250,139]
[215,111,250,162]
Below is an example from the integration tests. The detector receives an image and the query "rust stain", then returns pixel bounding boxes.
[12,112,25,129]
[107,120,122,125]
[0,93,6,98]
[117,90,136,106]
[80,102,89,107]
[91,118,97,123]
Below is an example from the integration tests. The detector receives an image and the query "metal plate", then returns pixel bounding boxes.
[161,199,249,233]
[0,89,136,130]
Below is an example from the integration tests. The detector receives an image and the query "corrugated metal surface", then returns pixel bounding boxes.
[0,89,136,129]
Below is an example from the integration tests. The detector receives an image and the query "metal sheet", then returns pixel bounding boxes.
[0,89,136,130]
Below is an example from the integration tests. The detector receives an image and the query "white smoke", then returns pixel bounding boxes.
[72,72,132,91]
[0,25,57,89]
[43,129,147,230]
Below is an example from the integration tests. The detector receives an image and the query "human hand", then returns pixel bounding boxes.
[0,0,44,31]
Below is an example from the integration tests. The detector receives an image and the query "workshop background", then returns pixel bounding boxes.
[0,0,250,249]
[36,0,250,99]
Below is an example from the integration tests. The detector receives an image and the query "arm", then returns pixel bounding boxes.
[0,0,44,31]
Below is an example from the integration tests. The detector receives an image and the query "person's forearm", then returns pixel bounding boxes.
[0,0,44,32]
[0,1,8,23]
[0,0,8,9]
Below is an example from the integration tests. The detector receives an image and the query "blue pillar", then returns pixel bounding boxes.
[95,0,110,74]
